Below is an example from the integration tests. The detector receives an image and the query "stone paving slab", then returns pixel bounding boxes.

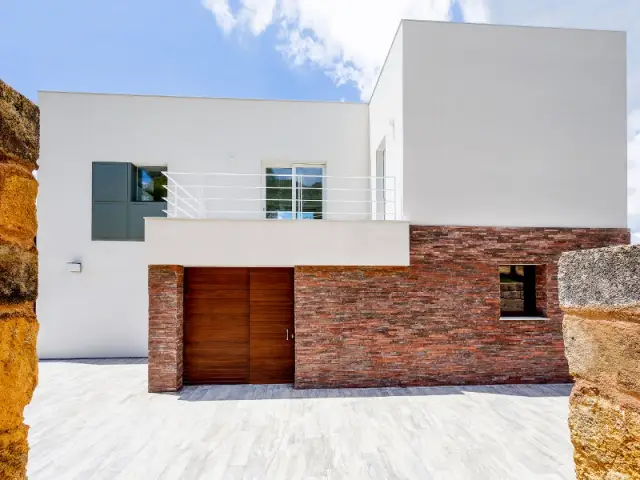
[25,360,575,480]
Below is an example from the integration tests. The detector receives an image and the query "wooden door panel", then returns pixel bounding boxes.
[249,269,294,290]
[187,290,250,301]
[249,268,294,384]
[186,268,250,289]
[186,300,249,316]
[183,267,250,385]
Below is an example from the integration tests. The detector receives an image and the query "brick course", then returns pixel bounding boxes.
[294,226,629,388]
[148,265,184,393]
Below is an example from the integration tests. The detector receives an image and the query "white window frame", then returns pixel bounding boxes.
[262,163,325,219]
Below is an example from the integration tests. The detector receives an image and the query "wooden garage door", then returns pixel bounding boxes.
[183,267,294,385]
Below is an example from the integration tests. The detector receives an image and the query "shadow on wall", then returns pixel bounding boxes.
[175,383,572,402]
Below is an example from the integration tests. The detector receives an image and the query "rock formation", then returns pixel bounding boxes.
[0,79,39,480]
[559,244,640,479]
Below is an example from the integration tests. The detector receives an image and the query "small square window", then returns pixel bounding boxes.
[499,265,547,318]
[136,166,167,202]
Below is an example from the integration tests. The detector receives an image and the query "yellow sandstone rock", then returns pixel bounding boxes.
[569,382,640,479]
[563,315,640,395]
[0,424,29,480]
[0,78,39,480]
[0,316,38,432]
[0,164,38,248]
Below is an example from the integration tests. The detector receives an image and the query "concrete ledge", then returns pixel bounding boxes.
[145,218,410,267]
[559,244,639,321]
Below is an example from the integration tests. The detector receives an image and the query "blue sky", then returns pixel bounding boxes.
[1,0,637,239]
[0,1,463,103]
[0,0,352,102]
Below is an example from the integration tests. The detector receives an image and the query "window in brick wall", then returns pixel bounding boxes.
[499,265,547,318]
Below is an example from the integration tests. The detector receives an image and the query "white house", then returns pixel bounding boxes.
[37,20,629,390]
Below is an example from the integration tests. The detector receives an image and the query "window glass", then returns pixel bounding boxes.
[265,166,324,219]
[137,167,167,202]
[296,167,323,219]
[265,168,293,219]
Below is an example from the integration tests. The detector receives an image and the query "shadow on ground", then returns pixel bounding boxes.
[175,383,572,402]
[40,358,147,365]
[39,359,572,401]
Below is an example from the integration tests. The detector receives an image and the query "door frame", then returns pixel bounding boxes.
[182,266,295,385]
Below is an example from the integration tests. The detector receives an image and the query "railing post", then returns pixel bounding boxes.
[393,177,397,220]
[170,179,177,218]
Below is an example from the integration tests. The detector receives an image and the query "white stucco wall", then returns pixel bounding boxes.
[37,92,369,358]
[146,218,409,267]
[401,20,628,228]
[369,23,404,220]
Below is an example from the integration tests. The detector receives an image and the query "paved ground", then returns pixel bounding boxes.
[25,360,575,479]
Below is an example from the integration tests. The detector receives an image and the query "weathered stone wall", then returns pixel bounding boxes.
[148,265,184,393]
[294,226,629,388]
[559,245,640,479]
[0,79,39,479]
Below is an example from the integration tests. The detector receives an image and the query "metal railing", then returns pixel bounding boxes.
[161,172,398,221]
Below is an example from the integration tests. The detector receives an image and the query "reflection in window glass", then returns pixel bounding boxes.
[137,167,167,202]
[265,168,293,219]
[265,166,324,219]
[296,167,323,219]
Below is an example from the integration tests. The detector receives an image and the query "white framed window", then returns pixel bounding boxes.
[264,164,325,219]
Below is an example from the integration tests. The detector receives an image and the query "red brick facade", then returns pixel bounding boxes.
[294,226,629,388]
[148,265,184,393]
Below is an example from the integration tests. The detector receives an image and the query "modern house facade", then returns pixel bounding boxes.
[37,20,629,391]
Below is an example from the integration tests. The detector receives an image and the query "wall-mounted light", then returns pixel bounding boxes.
[66,262,82,273]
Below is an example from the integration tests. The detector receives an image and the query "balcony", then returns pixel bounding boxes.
[160,170,400,221]
[145,171,409,267]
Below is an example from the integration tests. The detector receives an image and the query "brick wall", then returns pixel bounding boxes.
[294,226,629,388]
[148,265,184,393]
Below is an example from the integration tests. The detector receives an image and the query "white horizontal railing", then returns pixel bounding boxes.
[161,172,399,221]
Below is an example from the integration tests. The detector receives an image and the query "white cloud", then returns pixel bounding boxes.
[203,0,463,100]
[202,0,276,35]
[202,0,237,34]
[458,0,490,23]
[202,1,639,105]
